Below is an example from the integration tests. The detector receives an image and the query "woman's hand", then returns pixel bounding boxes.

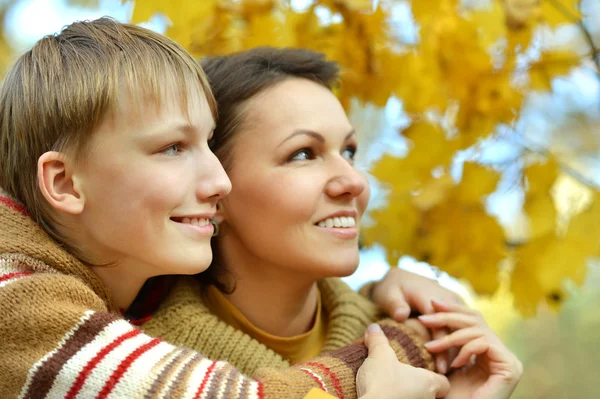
[356,324,450,399]
[370,267,465,373]
[419,300,523,399]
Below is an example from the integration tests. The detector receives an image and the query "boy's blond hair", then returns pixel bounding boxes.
[0,17,216,255]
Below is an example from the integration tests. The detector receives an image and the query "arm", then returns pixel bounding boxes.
[361,267,466,373]
[0,254,436,399]
[0,255,338,399]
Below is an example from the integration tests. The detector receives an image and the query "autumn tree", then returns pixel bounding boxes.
[2,0,598,315]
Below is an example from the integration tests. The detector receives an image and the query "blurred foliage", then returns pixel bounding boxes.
[1,0,598,316]
[127,0,600,315]
[473,261,600,398]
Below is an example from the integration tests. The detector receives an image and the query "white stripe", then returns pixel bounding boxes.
[246,380,261,399]
[45,319,135,398]
[0,257,30,274]
[76,328,155,398]
[18,310,95,399]
[156,350,196,399]
[181,358,216,399]
[0,275,28,288]
[108,340,175,398]
[300,367,327,392]
[216,366,236,399]
[199,361,227,399]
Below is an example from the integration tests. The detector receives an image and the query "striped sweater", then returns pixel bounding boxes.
[0,193,431,399]
[140,277,433,377]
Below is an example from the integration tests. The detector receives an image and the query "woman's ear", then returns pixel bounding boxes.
[38,151,85,215]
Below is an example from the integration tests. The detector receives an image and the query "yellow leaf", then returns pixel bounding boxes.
[364,195,420,266]
[503,0,541,29]
[402,121,458,172]
[512,232,589,315]
[412,173,455,211]
[524,156,559,195]
[524,194,558,239]
[540,0,580,27]
[456,162,501,205]
[414,199,505,295]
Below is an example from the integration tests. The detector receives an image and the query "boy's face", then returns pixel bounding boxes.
[73,85,231,278]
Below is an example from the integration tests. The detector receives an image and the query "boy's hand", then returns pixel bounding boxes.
[356,324,450,399]
[371,267,465,373]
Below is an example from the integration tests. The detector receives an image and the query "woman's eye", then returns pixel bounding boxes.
[160,143,183,156]
[288,148,315,162]
[342,145,357,161]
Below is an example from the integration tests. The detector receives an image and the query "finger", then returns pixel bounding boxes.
[364,324,394,359]
[452,338,519,372]
[431,328,450,374]
[449,337,490,368]
[373,284,411,321]
[419,370,451,398]
[425,327,486,353]
[431,299,480,316]
[418,312,481,330]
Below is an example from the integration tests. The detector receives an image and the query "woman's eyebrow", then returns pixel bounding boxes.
[278,128,356,147]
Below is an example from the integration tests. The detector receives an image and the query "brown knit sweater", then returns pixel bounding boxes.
[141,277,433,376]
[0,192,432,399]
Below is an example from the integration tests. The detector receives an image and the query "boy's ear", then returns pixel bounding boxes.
[38,151,85,215]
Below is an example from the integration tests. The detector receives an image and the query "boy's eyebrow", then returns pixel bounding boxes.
[140,122,203,139]
[277,128,355,148]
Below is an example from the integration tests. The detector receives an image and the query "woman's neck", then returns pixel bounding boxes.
[218,238,320,337]
[225,270,320,337]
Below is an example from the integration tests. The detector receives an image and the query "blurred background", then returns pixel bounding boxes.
[1,0,598,397]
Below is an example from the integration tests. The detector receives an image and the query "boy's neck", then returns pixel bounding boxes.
[91,262,148,311]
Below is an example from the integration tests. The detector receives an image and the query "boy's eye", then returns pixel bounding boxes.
[342,145,357,161]
[160,143,183,156]
[288,148,315,162]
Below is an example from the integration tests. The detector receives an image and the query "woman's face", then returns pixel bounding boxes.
[72,84,231,278]
[219,78,369,279]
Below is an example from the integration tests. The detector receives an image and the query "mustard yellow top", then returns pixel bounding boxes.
[204,285,329,364]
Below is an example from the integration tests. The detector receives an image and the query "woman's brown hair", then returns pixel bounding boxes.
[198,47,340,291]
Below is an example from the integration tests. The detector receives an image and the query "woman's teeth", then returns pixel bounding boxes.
[180,217,210,227]
[317,216,356,228]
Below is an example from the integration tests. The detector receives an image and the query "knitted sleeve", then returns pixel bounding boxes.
[0,254,350,399]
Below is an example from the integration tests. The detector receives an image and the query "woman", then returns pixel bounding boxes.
[0,19,451,399]
[140,47,522,398]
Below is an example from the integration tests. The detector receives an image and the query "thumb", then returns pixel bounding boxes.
[363,324,393,359]
[374,284,410,321]
[425,370,451,398]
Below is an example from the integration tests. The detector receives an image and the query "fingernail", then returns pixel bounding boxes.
[418,314,436,322]
[438,359,448,374]
[394,307,409,320]
[432,298,446,307]
[367,324,382,334]
[450,358,459,369]
[424,340,439,348]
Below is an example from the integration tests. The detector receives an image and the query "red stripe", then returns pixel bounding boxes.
[0,271,31,283]
[193,360,218,399]
[0,196,27,216]
[257,381,265,399]
[96,336,162,398]
[306,362,344,399]
[65,329,142,399]
[300,369,326,391]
